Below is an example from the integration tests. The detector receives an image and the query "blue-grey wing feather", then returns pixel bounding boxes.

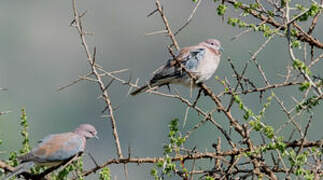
[151,48,205,84]
[184,48,205,70]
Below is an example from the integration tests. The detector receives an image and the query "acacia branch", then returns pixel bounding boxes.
[71,0,123,158]
[76,139,322,178]
[223,0,323,49]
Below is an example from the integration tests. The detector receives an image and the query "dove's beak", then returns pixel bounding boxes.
[95,135,99,140]
[219,47,224,53]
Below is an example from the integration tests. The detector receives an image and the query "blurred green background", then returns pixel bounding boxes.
[0,0,322,179]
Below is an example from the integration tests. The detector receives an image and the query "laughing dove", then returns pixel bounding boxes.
[4,124,98,180]
[130,39,223,96]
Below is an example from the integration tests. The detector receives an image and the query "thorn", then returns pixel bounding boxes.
[87,152,99,168]
[166,83,171,93]
[97,95,103,99]
[145,30,167,36]
[92,47,97,65]
[103,79,114,91]
[101,105,110,114]
[128,145,131,159]
[70,10,88,26]
[192,88,202,107]
[147,8,159,17]
[113,105,121,112]
[101,114,111,118]
[127,78,139,96]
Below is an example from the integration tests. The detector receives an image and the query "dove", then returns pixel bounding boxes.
[4,124,98,180]
[131,39,223,95]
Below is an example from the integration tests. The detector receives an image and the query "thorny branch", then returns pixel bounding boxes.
[71,0,123,159]
[1,0,322,179]
[67,0,321,179]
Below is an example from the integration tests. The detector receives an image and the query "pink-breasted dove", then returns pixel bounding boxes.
[131,39,223,96]
[4,124,98,180]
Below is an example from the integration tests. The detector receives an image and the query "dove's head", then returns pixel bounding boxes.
[200,39,223,55]
[74,124,98,139]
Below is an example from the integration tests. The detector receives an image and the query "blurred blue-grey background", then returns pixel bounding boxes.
[0,0,322,179]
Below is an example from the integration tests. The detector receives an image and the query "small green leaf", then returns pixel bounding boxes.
[217,4,227,16]
[291,40,301,48]
[299,81,310,91]
[234,1,242,9]
[99,167,111,180]
[264,126,274,139]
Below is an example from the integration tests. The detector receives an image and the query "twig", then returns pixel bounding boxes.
[174,0,202,36]
[71,0,123,159]
[155,0,180,50]
[74,139,323,178]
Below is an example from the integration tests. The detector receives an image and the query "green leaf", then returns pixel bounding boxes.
[291,40,301,48]
[205,176,215,180]
[293,59,311,75]
[264,126,274,139]
[299,81,310,91]
[234,1,242,9]
[99,167,111,180]
[227,18,239,26]
[217,4,227,16]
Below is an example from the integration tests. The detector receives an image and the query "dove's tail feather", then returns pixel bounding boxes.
[3,161,34,180]
[130,84,150,96]
[131,81,172,96]
[130,77,176,96]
